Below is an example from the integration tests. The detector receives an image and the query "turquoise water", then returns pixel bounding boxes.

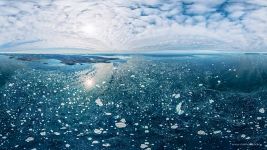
[0,54,266,149]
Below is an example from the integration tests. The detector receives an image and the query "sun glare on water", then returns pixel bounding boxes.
[83,78,95,90]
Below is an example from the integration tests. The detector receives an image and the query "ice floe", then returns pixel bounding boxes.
[176,102,184,115]
[197,130,207,135]
[95,98,103,106]
[25,137,34,142]
[115,119,127,128]
[171,124,178,129]
[259,108,265,113]
[94,128,103,134]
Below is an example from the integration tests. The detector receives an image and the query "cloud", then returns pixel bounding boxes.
[0,0,267,53]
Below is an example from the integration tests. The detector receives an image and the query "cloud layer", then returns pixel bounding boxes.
[0,0,267,53]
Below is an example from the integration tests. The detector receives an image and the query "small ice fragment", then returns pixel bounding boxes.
[8,83,14,87]
[40,131,46,136]
[25,137,34,142]
[209,99,214,104]
[92,140,99,144]
[65,144,70,148]
[105,112,112,115]
[140,144,148,149]
[241,134,246,138]
[197,130,207,135]
[102,143,111,147]
[173,93,180,99]
[213,130,221,134]
[176,102,184,115]
[95,98,103,106]
[115,121,127,128]
[171,124,178,129]
[94,128,103,134]
[259,108,265,113]
[199,84,203,87]
[54,132,60,135]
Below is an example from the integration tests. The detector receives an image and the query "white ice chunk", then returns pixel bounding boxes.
[173,93,180,99]
[115,121,127,128]
[197,130,207,135]
[171,124,178,129]
[259,108,265,113]
[102,143,111,147]
[25,137,34,142]
[54,132,60,135]
[140,144,148,149]
[209,99,214,104]
[94,128,103,134]
[213,130,221,134]
[40,131,46,136]
[176,102,184,115]
[95,98,103,106]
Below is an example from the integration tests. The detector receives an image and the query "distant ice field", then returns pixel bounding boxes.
[0,54,266,149]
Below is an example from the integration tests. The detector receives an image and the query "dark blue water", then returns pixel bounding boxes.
[0,54,266,149]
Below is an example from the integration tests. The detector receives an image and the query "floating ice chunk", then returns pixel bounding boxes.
[92,140,99,144]
[105,112,112,115]
[213,130,221,134]
[115,119,127,128]
[173,93,180,99]
[140,144,148,149]
[209,99,214,104]
[130,75,135,78]
[171,124,178,129]
[40,131,46,136]
[241,134,246,138]
[95,98,103,106]
[259,108,265,113]
[197,130,207,135]
[102,143,111,147]
[94,128,103,134]
[54,132,60,135]
[8,83,14,87]
[25,137,34,142]
[198,84,203,87]
[176,102,184,115]
[65,144,70,148]
[115,122,127,128]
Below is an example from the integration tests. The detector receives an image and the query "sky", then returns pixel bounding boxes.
[0,0,267,53]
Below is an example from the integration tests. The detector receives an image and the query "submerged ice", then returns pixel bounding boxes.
[0,54,266,149]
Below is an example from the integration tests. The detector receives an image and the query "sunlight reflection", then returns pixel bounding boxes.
[79,63,114,91]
